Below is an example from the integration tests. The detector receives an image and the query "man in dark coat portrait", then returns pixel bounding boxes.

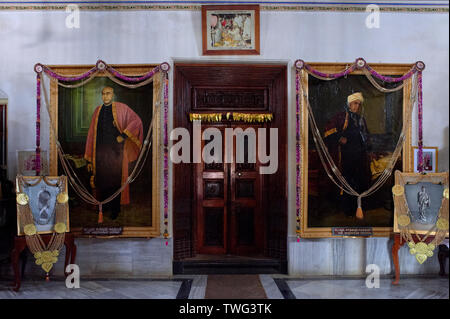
[323,92,372,218]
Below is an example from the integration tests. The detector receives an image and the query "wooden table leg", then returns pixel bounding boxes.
[70,239,77,265]
[10,237,27,292]
[64,242,71,277]
[63,234,77,277]
[392,234,405,285]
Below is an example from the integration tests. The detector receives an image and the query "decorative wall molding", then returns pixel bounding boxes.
[0,1,448,12]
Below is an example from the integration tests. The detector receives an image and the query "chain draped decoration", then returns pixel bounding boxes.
[35,60,171,240]
[294,57,425,240]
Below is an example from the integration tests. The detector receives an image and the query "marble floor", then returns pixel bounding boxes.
[0,275,447,299]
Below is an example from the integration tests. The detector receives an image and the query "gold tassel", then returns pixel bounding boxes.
[98,204,103,224]
[356,207,364,219]
[356,196,364,219]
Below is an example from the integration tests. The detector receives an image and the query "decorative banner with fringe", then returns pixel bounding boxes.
[189,112,273,123]
[16,175,69,278]
[393,171,449,264]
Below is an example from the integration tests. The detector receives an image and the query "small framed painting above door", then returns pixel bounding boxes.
[202,5,260,55]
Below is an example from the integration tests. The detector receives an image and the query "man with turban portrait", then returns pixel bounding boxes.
[323,92,373,219]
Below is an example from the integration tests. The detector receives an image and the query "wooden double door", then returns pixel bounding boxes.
[196,124,264,256]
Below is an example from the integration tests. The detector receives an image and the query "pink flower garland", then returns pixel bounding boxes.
[36,73,41,176]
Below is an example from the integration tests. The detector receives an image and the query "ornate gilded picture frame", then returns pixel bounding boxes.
[298,62,415,238]
[393,171,449,237]
[47,64,161,237]
[16,175,70,236]
[202,4,260,55]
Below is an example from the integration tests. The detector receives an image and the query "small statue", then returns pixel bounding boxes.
[417,186,430,223]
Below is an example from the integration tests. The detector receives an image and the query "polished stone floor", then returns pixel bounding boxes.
[0,275,447,299]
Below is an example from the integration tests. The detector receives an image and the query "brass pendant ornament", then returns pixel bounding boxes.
[408,242,435,264]
[23,224,37,236]
[34,250,59,273]
[57,192,69,204]
[392,185,404,196]
[54,222,67,234]
[16,193,29,205]
[397,215,411,227]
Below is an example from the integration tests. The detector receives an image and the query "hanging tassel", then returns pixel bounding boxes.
[45,273,50,282]
[356,196,364,219]
[98,204,103,224]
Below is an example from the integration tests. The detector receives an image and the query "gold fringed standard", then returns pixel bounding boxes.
[189,112,273,123]
[392,175,449,264]
[232,112,273,123]
[189,113,222,122]
[16,175,69,275]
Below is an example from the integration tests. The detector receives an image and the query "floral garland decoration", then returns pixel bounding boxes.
[16,175,69,279]
[162,65,170,245]
[35,61,171,242]
[295,63,302,242]
[392,171,449,264]
[294,58,424,240]
[189,112,273,123]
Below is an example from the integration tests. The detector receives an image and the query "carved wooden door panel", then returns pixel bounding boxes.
[196,124,228,254]
[196,124,263,255]
[229,124,263,255]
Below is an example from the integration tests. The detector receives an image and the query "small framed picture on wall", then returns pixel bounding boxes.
[202,4,260,55]
[412,146,438,173]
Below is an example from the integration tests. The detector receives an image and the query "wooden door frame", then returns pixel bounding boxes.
[173,62,288,262]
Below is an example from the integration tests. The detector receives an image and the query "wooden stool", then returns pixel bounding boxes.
[10,232,76,292]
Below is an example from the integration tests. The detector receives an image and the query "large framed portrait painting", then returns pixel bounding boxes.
[299,62,415,237]
[48,64,162,237]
